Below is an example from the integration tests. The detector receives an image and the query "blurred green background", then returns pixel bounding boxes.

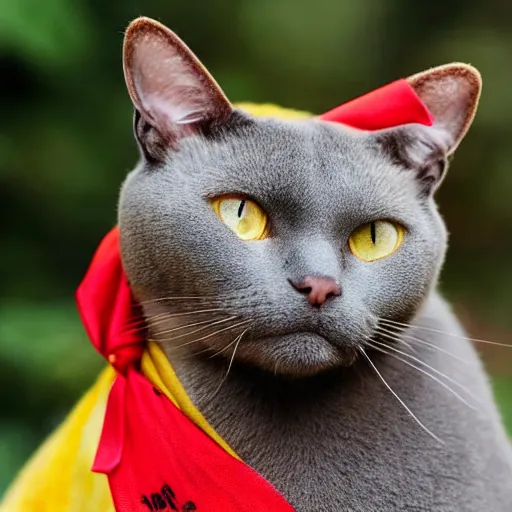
[1,0,512,495]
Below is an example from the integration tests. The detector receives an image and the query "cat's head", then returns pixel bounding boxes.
[118,17,481,377]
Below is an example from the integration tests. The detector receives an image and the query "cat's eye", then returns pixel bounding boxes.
[211,196,269,241]
[349,220,404,262]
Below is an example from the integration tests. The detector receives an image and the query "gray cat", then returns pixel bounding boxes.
[118,17,512,511]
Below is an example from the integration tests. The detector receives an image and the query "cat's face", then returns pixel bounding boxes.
[118,18,481,376]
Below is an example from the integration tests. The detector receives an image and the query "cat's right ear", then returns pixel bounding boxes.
[373,64,481,195]
[123,17,233,161]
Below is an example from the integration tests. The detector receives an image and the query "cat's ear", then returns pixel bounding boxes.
[375,63,481,195]
[408,63,481,155]
[123,17,232,161]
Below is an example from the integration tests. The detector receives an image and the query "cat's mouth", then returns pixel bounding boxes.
[236,330,358,377]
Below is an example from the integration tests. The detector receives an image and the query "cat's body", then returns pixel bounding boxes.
[170,293,512,511]
[115,17,512,511]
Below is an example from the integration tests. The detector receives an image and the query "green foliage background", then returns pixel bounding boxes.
[1,0,512,494]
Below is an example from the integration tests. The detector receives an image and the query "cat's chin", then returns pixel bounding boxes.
[236,332,358,377]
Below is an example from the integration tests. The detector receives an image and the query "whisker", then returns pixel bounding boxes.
[274,357,280,376]
[369,339,481,403]
[140,296,220,305]
[119,314,149,329]
[151,308,225,320]
[120,324,148,336]
[143,311,173,321]
[208,326,251,358]
[125,311,177,327]
[170,319,252,350]
[121,319,161,334]
[166,345,217,362]
[363,336,478,411]
[167,326,250,363]
[122,310,226,334]
[209,327,250,399]
[359,348,444,444]
[375,325,476,366]
[152,315,236,338]
[154,315,239,342]
[379,318,512,348]
[123,303,242,335]
[373,326,417,353]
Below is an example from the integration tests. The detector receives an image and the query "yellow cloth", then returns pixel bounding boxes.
[0,102,311,512]
[141,340,239,459]
[0,366,117,511]
[0,341,231,511]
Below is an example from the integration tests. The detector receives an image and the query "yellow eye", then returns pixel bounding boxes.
[211,196,269,241]
[349,220,405,262]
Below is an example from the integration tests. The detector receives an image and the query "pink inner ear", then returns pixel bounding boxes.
[129,33,214,128]
[124,23,232,139]
[319,79,433,132]
[410,73,477,146]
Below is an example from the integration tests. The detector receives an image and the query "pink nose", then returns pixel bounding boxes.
[289,276,341,307]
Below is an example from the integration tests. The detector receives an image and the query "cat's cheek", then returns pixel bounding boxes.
[344,238,440,322]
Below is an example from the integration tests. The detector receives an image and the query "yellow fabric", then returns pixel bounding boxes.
[141,340,240,459]
[237,102,311,119]
[0,102,310,511]
[0,342,237,512]
[0,366,117,511]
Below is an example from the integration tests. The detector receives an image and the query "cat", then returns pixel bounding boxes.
[118,17,512,512]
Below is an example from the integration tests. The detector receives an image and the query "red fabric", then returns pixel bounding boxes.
[76,79,433,512]
[76,227,146,375]
[319,78,433,129]
[104,370,295,511]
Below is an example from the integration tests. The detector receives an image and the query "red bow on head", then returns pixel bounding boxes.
[76,78,433,373]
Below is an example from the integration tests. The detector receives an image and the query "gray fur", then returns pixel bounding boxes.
[118,113,512,511]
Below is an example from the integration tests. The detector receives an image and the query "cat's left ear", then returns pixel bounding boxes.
[123,17,233,160]
[375,63,481,194]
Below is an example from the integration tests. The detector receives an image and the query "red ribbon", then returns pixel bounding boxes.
[76,78,432,512]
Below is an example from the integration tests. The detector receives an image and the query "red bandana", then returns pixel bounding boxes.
[76,79,432,512]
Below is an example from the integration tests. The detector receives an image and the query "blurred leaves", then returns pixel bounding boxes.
[0,303,101,393]
[0,0,93,67]
[493,378,512,436]
[0,302,103,493]
[1,0,512,496]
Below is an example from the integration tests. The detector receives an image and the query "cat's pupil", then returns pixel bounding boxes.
[370,222,376,244]
[237,200,246,219]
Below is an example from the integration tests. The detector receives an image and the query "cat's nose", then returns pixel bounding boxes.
[288,276,341,307]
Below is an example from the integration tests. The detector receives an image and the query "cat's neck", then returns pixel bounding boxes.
[170,346,359,416]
